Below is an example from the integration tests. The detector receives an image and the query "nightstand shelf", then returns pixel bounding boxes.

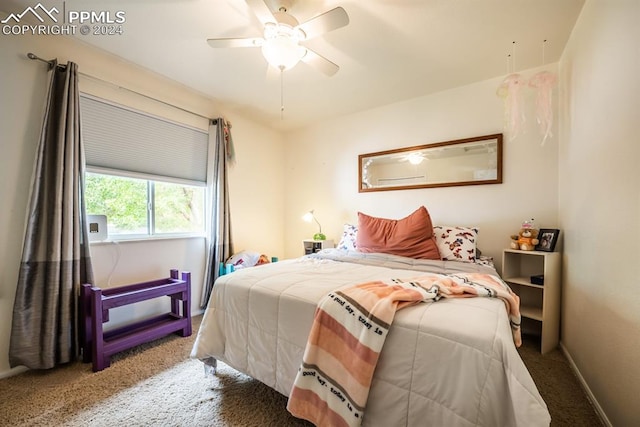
[502,249,561,354]
[303,239,334,255]
[520,306,543,322]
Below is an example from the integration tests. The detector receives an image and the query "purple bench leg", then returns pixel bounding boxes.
[91,286,107,371]
[181,271,192,337]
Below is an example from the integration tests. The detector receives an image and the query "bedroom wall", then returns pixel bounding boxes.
[558,0,639,425]
[283,66,561,269]
[0,21,286,378]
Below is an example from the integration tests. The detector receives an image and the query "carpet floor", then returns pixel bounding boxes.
[0,315,603,426]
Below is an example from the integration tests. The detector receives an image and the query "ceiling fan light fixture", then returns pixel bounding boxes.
[261,35,305,70]
[408,153,425,165]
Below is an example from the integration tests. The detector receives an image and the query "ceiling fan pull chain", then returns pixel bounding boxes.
[280,65,285,119]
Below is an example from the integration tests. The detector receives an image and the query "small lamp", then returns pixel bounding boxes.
[303,210,326,240]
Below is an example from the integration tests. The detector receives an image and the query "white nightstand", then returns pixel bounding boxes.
[303,239,334,255]
[502,249,561,354]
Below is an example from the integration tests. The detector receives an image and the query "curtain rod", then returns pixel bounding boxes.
[27,52,66,70]
[26,52,213,122]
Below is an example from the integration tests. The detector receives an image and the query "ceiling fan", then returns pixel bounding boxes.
[207,0,349,76]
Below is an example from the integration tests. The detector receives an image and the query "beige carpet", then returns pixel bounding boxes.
[0,316,601,426]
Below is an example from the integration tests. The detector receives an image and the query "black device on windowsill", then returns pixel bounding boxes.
[530,274,544,285]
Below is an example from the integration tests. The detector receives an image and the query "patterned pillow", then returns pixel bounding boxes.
[337,224,358,251]
[433,225,479,263]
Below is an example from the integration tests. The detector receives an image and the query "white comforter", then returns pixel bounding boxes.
[191,250,551,426]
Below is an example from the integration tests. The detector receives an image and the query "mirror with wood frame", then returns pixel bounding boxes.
[358,134,503,192]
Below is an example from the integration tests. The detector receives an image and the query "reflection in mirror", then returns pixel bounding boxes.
[359,134,502,192]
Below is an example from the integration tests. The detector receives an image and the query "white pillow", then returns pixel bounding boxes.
[337,224,358,251]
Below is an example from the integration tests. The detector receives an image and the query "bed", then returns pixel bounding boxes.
[191,249,551,426]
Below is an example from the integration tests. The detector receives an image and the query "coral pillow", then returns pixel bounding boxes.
[356,206,441,260]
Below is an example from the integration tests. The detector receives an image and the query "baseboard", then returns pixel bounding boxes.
[559,342,612,427]
[0,365,28,379]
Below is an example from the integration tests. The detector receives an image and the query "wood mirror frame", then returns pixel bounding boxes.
[358,134,503,192]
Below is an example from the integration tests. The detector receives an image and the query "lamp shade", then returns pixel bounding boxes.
[261,36,306,70]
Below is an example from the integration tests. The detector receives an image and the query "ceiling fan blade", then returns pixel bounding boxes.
[296,7,349,40]
[245,0,276,25]
[301,48,339,76]
[207,37,264,48]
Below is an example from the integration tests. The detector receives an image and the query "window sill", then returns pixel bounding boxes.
[90,234,205,246]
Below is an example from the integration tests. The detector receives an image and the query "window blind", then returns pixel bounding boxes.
[80,95,209,183]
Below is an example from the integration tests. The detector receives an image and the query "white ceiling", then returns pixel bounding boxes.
[5,0,585,131]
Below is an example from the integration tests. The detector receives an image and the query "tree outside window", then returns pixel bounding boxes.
[85,172,204,238]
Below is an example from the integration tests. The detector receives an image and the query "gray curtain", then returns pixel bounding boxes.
[200,118,234,308]
[9,61,94,369]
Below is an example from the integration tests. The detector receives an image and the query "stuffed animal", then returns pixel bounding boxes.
[510,219,540,251]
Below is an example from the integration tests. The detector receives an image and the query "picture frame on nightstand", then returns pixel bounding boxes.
[536,229,560,252]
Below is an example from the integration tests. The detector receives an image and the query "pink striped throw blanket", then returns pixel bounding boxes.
[287,279,437,426]
[287,273,521,427]
[416,272,522,346]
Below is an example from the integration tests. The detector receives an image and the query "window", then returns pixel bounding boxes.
[85,172,205,238]
[154,180,205,234]
[79,93,210,240]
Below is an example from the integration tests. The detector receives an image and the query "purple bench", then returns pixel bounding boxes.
[80,269,191,372]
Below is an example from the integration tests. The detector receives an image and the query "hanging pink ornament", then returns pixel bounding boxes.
[528,70,557,145]
[496,73,526,140]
